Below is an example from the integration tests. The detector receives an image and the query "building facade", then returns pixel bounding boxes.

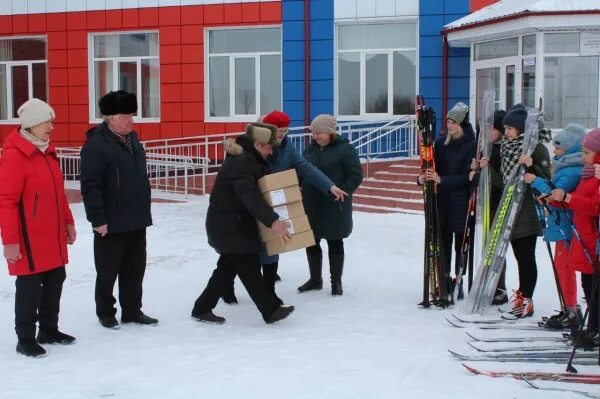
[0,0,486,147]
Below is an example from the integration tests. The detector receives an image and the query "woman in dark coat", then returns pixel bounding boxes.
[418,102,476,298]
[297,114,363,296]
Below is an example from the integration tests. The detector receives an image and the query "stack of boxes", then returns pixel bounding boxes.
[257,169,315,255]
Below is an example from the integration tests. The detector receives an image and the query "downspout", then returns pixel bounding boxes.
[304,0,311,145]
[442,31,449,132]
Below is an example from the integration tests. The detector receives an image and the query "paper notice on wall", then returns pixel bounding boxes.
[273,205,290,220]
[269,189,286,206]
[581,32,600,56]
[523,58,535,68]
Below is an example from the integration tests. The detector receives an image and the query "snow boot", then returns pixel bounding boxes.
[491,288,508,305]
[298,253,323,293]
[37,328,76,344]
[99,315,119,329]
[263,262,284,306]
[329,254,344,296]
[192,310,226,324]
[16,338,46,358]
[122,312,158,325]
[266,306,295,324]
[544,307,581,330]
[221,281,238,305]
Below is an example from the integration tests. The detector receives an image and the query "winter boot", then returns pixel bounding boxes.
[263,262,284,306]
[298,253,323,293]
[16,338,46,357]
[99,315,119,329]
[502,294,534,320]
[545,307,581,330]
[37,328,76,344]
[329,254,344,296]
[192,310,226,324]
[491,288,508,305]
[221,281,238,305]
[121,312,159,325]
[266,306,295,324]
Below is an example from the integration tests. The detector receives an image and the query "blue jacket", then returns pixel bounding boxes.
[530,144,583,243]
[260,135,335,264]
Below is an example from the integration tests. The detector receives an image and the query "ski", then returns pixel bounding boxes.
[449,349,598,364]
[466,331,568,343]
[446,316,543,331]
[452,313,509,324]
[522,376,600,398]
[462,363,600,383]
[467,341,570,353]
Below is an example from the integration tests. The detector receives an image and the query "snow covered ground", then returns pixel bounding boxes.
[0,194,598,398]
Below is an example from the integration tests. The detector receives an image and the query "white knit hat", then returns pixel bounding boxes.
[17,98,55,129]
[311,114,337,135]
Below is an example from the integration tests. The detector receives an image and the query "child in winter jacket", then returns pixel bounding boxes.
[549,127,600,346]
[528,124,586,329]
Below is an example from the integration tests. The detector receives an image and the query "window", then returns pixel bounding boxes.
[90,32,160,120]
[474,37,519,61]
[207,28,281,119]
[0,37,47,122]
[336,22,417,117]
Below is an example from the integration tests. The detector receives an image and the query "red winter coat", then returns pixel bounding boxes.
[561,176,600,274]
[0,129,74,276]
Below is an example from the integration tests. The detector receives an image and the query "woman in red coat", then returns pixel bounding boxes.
[550,127,600,347]
[0,99,77,357]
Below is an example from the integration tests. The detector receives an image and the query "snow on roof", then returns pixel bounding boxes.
[445,0,600,30]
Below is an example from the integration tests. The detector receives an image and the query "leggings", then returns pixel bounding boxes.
[510,235,538,299]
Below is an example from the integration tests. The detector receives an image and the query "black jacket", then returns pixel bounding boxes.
[302,136,363,240]
[206,135,278,254]
[80,123,152,233]
[434,126,477,234]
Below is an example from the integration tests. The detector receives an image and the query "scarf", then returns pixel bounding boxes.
[553,150,584,175]
[19,128,49,153]
[109,129,133,155]
[500,135,524,183]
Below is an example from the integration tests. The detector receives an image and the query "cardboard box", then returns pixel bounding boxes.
[263,185,302,207]
[258,214,312,242]
[272,201,305,220]
[258,169,299,193]
[264,230,316,256]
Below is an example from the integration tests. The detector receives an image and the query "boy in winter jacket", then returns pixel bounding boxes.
[528,124,586,329]
[549,128,600,347]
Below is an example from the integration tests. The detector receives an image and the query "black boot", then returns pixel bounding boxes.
[265,306,295,324]
[121,312,159,325]
[16,338,46,357]
[297,253,323,293]
[221,280,238,305]
[329,254,344,296]
[263,262,283,306]
[37,327,76,344]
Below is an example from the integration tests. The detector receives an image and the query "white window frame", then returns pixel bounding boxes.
[335,21,419,121]
[0,35,47,124]
[204,25,282,123]
[88,31,160,124]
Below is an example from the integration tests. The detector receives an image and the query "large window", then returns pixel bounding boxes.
[336,22,417,117]
[0,37,47,122]
[207,28,281,120]
[90,32,160,121]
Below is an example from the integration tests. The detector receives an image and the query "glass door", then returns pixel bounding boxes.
[475,67,500,122]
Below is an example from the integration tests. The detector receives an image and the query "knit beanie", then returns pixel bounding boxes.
[502,103,527,132]
[582,128,600,153]
[493,110,506,134]
[553,123,586,151]
[311,114,337,135]
[446,102,469,125]
[263,111,290,129]
[17,98,55,129]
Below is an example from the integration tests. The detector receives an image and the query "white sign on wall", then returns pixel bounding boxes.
[581,31,600,56]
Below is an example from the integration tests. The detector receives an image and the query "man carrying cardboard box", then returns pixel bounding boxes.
[191,123,295,324]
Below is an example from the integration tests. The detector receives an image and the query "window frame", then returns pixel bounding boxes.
[0,35,48,124]
[88,30,160,124]
[204,25,283,123]
[335,21,419,121]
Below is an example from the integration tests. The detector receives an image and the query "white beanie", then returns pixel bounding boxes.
[311,114,337,135]
[18,98,55,129]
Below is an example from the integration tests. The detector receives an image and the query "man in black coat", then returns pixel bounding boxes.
[80,90,157,329]
[191,123,295,324]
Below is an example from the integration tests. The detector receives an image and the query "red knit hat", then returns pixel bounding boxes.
[263,110,290,128]
[582,128,600,153]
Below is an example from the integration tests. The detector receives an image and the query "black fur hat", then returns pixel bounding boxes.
[98,90,138,116]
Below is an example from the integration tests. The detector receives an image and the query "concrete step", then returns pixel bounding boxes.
[353,193,424,211]
[353,203,424,214]
[388,164,422,175]
[362,178,421,191]
[373,171,420,182]
[355,186,423,201]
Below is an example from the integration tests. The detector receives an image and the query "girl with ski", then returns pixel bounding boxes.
[527,124,586,329]
[548,127,600,348]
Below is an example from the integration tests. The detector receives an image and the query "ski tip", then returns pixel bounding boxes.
[448,349,465,360]
[461,363,479,375]
[465,331,478,341]
[445,316,464,328]
[520,375,537,389]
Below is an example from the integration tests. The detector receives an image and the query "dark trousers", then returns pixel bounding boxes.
[94,228,147,319]
[192,253,279,321]
[15,266,66,340]
[582,273,599,331]
[510,235,538,299]
[306,239,344,257]
[441,232,461,276]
